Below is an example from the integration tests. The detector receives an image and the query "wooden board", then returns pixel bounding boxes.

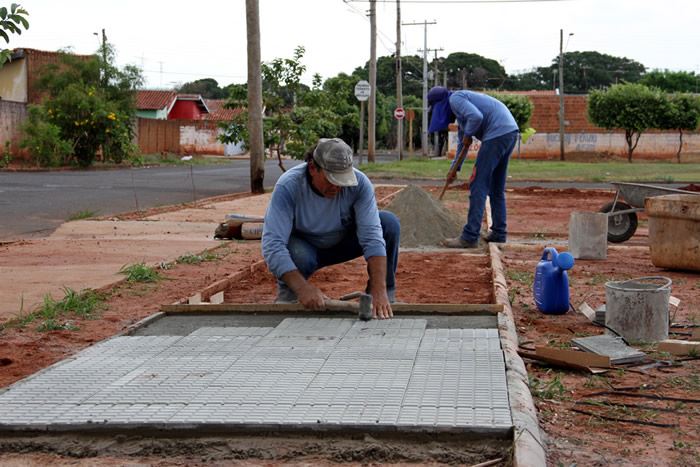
[160,302,502,315]
[692,328,700,341]
[658,339,700,356]
[535,346,611,368]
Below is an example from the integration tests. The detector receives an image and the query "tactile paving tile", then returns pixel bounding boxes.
[0,317,512,433]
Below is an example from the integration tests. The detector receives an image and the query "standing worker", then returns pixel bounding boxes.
[427,86,519,248]
[262,138,400,319]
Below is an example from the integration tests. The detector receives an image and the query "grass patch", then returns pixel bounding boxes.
[119,262,162,283]
[2,287,104,332]
[176,252,219,265]
[67,209,98,221]
[360,158,700,183]
[137,153,234,166]
[506,270,535,286]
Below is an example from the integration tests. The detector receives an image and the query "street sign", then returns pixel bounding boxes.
[406,109,415,121]
[394,107,405,120]
[354,80,371,101]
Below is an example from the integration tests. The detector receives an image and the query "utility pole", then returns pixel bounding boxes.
[558,29,565,161]
[403,20,436,157]
[246,0,265,193]
[396,0,403,160]
[100,29,108,87]
[368,0,377,163]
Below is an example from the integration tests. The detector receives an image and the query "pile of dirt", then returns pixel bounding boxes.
[678,183,700,192]
[384,185,462,247]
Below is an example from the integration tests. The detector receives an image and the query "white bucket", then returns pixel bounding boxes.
[605,276,672,343]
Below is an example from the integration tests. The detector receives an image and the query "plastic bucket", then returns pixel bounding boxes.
[605,276,672,343]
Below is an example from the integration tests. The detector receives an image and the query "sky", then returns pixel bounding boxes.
[11,0,700,89]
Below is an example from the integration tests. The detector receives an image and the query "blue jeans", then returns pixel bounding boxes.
[277,210,400,302]
[461,131,518,243]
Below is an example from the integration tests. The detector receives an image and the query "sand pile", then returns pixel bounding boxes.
[384,185,462,247]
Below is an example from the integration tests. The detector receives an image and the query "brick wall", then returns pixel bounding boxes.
[528,95,602,133]
[449,94,700,161]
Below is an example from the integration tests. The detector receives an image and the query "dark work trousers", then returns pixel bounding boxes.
[460,130,519,243]
[277,211,400,302]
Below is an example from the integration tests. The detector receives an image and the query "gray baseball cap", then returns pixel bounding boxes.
[312,138,358,187]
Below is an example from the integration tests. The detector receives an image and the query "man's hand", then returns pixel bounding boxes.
[370,289,393,320]
[366,256,393,319]
[297,283,326,310]
[281,270,326,310]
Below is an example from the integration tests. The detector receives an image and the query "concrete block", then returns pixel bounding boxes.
[569,211,608,259]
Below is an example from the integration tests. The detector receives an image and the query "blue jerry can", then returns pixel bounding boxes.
[533,247,575,315]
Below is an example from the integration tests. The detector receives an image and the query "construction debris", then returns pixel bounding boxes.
[572,334,646,365]
[657,339,700,356]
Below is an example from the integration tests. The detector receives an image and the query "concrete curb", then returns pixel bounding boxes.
[490,242,546,466]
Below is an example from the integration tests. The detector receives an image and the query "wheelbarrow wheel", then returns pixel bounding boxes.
[599,201,638,243]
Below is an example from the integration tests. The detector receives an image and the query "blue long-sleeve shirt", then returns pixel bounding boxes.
[262,163,386,278]
[449,90,518,170]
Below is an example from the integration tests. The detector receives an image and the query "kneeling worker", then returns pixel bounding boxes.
[262,138,400,319]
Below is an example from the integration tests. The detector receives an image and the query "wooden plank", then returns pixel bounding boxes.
[518,350,603,374]
[658,339,700,356]
[692,328,700,341]
[160,302,502,315]
[535,345,611,368]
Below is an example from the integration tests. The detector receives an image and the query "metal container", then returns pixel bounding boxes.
[646,194,700,272]
[605,276,671,343]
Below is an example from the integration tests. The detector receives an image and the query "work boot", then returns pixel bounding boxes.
[441,237,479,249]
[275,286,298,304]
[481,230,506,243]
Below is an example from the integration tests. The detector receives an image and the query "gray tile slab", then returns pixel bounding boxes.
[0,318,512,434]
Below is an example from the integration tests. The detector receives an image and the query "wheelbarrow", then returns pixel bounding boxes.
[600,182,699,243]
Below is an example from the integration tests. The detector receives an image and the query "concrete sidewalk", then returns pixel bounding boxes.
[0,194,272,322]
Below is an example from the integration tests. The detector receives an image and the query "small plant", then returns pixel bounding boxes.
[176,252,219,265]
[67,209,98,221]
[529,373,567,400]
[119,262,161,282]
[532,232,546,240]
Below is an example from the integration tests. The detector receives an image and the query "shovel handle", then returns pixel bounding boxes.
[438,138,470,201]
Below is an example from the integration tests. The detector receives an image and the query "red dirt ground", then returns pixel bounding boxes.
[2,185,698,466]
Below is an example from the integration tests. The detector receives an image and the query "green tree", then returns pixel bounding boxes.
[21,44,142,167]
[177,78,228,98]
[0,3,28,65]
[442,52,507,90]
[491,94,534,131]
[641,70,699,93]
[221,47,347,169]
[505,51,646,93]
[588,83,667,162]
[658,93,700,162]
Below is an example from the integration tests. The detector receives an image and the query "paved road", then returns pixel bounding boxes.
[0,159,301,240]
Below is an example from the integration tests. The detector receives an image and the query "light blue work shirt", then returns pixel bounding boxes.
[262,163,386,278]
[450,90,518,170]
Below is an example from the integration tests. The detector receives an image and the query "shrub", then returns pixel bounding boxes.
[20,106,73,166]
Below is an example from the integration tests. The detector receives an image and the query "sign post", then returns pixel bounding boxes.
[354,80,371,165]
